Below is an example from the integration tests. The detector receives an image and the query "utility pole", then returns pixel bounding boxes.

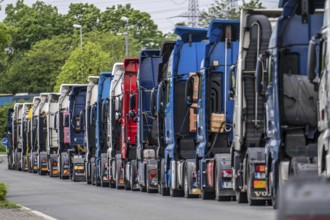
[188,0,200,28]
[173,0,200,28]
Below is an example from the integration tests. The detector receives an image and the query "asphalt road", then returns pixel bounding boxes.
[0,156,276,220]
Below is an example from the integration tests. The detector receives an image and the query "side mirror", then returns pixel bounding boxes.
[185,76,194,106]
[78,109,85,132]
[150,87,157,116]
[256,52,269,95]
[54,112,58,131]
[130,93,136,110]
[75,115,81,132]
[307,37,317,82]
[256,56,264,95]
[229,64,236,100]
[115,97,121,112]
[185,73,199,107]
[157,81,167,112]
[115,112,120,120]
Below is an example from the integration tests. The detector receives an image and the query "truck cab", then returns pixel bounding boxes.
[136,49,162,192]
[95,72,112,187]
[230,9,282,205]
[191,20,239,200]
[57,84,82,179]
[161,27,207,197]
[115,59,139,190]
[30,97,41,173]
[107,63,125,188]
[68,85,87,182]
[308,0,330,179]
[47,93,61,177]
[261,0,324,208]
[21,103,32,172]
[37,93,51,175]
[154,42,176,195]
[12,103,24,171]
[85,77,99,184]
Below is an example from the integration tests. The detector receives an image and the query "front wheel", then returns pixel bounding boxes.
[170,188,184,197]
[159,159,169,196]
[236,191,247,203]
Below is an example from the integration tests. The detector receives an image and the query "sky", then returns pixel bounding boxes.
[0,0,278,33]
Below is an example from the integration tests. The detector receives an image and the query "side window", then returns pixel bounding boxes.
[321,39,328,76]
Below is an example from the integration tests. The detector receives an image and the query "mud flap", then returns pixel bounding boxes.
[215,154,234,196]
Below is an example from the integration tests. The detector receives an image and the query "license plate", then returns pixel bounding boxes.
[52,170,59,175]
[41,167,48,171]
[222,181,233,189]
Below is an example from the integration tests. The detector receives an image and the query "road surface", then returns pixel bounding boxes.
[0,156,276,220]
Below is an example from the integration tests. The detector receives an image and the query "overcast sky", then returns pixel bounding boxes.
[1,0,278,33]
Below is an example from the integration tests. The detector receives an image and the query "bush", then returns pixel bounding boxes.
[0,145,6,152]
[0,182,7,201]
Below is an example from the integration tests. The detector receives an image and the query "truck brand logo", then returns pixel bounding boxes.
[254,191,270,197]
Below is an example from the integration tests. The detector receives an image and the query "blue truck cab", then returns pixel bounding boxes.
[188,20,240,200]
[94,72,112,187]
[68,85,87,182]
[136,49,162,192]
[57,84,83,180]
[261,0,324,208]
[161,27,207,197]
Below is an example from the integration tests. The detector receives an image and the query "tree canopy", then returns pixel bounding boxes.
[0,0,161,94]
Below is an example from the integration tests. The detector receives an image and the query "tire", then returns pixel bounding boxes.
[271,171,278,209]
[184,169,196,198]
[201,190,214,200]
[91,162,95,185]
[130,160,138,191]
[86,162,91,184]
[236,191,247,203]
[159,159,169,196]
[170,188,184,197]
[115,161,124,190]
[140,184,146,192]
[109,160,116,188]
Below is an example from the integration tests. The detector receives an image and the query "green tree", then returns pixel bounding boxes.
[54,42,110,91]
[199,0,264,27]
[99,4,163,49]
[4,0,66,50]
[0,103,14,151]
[242,0,264,9]
[65,3,101,33]
[0,35,76,93]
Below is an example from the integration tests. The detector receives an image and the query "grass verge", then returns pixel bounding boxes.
[0,182,19,208]
[0,200,19,208]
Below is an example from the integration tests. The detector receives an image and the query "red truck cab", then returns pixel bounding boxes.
[117,58,139,190]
